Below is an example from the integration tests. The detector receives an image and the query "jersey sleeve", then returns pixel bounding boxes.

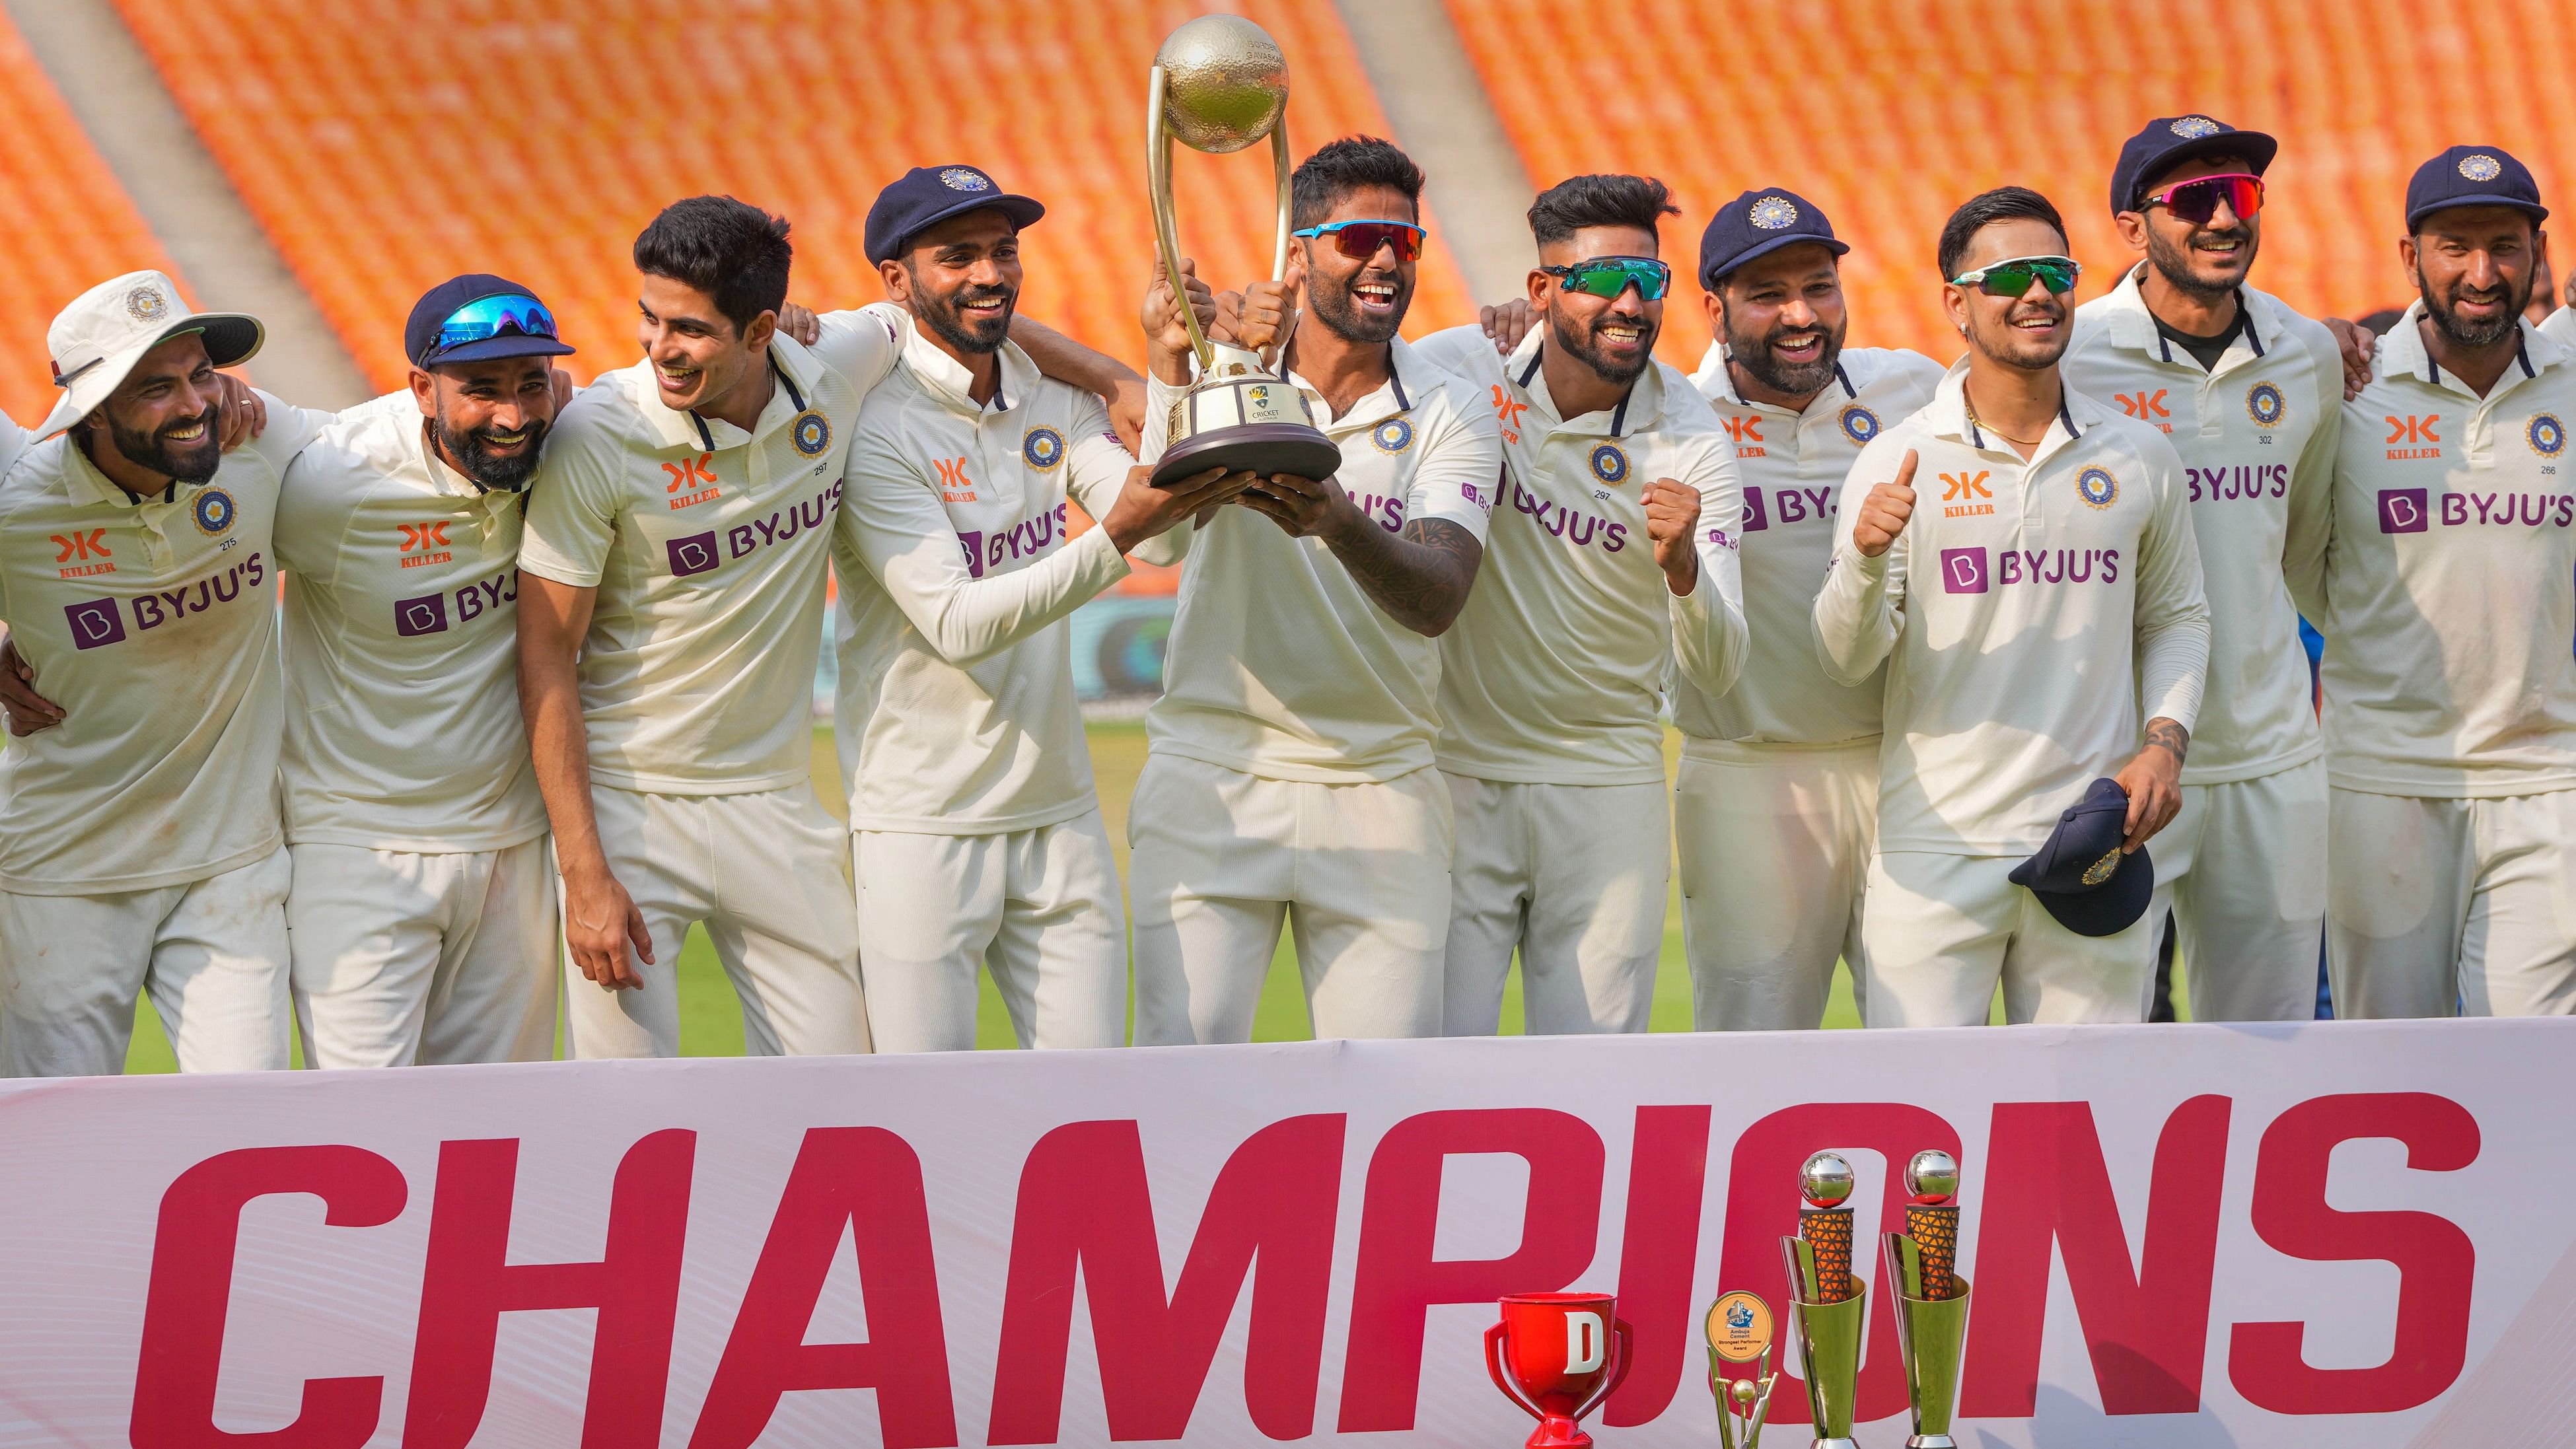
[810,304,907,394]
[2133,436,2213,732]
[1666,433,1749,698]
[1812,432,1912,685]
[273,446,358,588]
[1404,383,1503,542]
[2281,324,2343,625]
[517,411,625,588]
[838,424,1131,666]
[247,390,344,473]
[1059,392,1190,567]
[1410,324,1507,384]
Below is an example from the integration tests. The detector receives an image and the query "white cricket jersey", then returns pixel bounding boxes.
[2314,305,2576,797]
[1411,326,1748,785]
[2063,266,2340,785]
[1138,338,1502,783]
[2539,306,2576,350]
[1812,361,2211,855]
[1678,344,1942,746]
[834,324,1166,833]
[519,306,904,794]
[275,400,548,852]
[0,396,333,893]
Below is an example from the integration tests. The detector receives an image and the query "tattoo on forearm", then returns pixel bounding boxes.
[2145,718,2190,763]
[1330,514,1484,637]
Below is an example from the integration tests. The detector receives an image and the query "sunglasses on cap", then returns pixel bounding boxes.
[2140,172,2264,227]
[1541,256,1674,301]
[1291,219,1426,263]
[1949,255,2082,297]
[429,293,561,356]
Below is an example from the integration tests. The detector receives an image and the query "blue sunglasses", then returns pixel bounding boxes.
[431,293,561,355]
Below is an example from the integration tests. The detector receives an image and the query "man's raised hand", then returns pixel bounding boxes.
[1852,448,1919,558]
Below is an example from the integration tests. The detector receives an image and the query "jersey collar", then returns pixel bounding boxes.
[632,333,835,453]
[2091,262,2274,367]
[1277,337,1419,432]
[2377,298,2557,391]
[1925,355,2098,455]
[1505,328,1667,438]
[59,431,189,509]
[1690,338,1859,411]
[901,314,1037,417]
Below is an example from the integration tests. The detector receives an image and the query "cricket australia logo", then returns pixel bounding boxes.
[1022,426,1065,470]
[2246,381,2285,429]
[791,410,831,457]
[1838,404,1880,445]
[1588,442,1630,485]
[2075,466,2118,510]
[2528,413,2566,457]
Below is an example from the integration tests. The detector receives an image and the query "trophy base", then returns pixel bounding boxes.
[1150,423,1342,488]
[1906,1437,1958,1448]
[1808,1438,1860,1449]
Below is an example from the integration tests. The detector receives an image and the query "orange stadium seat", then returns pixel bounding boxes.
[0,16,191,430]
[1446,0,2572,369]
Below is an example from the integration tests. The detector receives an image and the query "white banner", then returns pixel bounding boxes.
[2,1019,2568,1448]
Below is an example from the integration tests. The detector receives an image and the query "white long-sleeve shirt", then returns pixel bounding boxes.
[2062,265,2341,785]
[2317,305,2576,797]
[1812,361,2209,854]
[833,322,1178,833]
[1412,326,1748,785]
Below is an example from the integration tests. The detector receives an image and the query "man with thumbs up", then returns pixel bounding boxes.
[1814,186,2210,1027]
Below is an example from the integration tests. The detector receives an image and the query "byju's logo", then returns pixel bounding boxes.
[394,592,449,637]
[666,531,721,577]
[2379,488,2430,534]
[1941,546,1989,594]
[65,598,124,649]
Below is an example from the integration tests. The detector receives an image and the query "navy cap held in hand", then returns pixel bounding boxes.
[865,165,1046,266]
[1699,187,1847,291]
[2007,777,2155,938]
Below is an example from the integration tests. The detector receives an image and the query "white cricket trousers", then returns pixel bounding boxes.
[287,837,558,1067]
[1443,773,1668,1036]
[855,810,1126,1051]
[1130,754,1450,1044]
[1675,738,1877,1030]
[0,845,292,1076]
[2143,760,2327,1021]
[564,782,871,1058]
[2326,787,2576,1018]
[1861,851,2156,1026]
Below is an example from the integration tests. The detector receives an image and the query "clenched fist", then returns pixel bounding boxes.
[1851,448,1919,558]
[1641,477,1702,595]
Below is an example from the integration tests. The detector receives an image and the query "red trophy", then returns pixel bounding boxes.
[1485,1292,1635,1448]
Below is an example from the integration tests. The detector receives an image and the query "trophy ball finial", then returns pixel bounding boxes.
[1729,1377,1758,1412]
[1154,15,1289,155]
[1799,1150,1855,1208]
[1906,1149,1960,1205]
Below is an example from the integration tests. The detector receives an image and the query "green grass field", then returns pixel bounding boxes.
[127,723,2132,1071]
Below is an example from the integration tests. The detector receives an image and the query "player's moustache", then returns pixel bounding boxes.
[159,406,216,444]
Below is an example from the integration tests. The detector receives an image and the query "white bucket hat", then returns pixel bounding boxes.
[38,270,263,439]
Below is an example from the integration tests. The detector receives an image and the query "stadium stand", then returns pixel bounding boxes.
[1446,0,2573,367]
[106,0,1477,400]
[0,12,191,430]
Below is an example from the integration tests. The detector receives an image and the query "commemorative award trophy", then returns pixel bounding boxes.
[1704,1288,1781,1449]
[1779,1151,1867,1449]
[1143,15,1341,487]
[1880,1150,1972,1449]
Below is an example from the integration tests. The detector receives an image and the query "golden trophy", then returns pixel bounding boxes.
[1143,14,1340,487]
[1880,1149,1972,1449]
[1779,1152,1867,1449]
[1704,1289,1781,1449]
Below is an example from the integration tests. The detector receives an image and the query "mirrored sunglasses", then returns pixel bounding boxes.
[432,293,561,354]
[1291,219,1426,262]
[1949,256,2082,297]
[2141,173,2264,227]
[1542,256,1673,301]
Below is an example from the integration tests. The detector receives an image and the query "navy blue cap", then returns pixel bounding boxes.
[404,274,573,369]
[865,165,1046,265]
[2007,777,2155,938]
[1699,187,1847,289]
[2109,114,2278,216]
[2406,145,2548,231]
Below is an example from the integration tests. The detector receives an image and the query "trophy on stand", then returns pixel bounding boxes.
[1142,15,1341,487]
[1880,1150,1973,1449]
[1484,1291,1634,1448]
[1704,1288,1780,1449]
[1779,1151,1867,1449]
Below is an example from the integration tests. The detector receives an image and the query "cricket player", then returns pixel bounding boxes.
[1675,188,1941,1031]
[2315,147,2576,1016]
[0,272,336,1075]
[835,166,1240,1051]
[2060,116,2343,1022]
[1128,137,1503,1045]
[520,194,1149,1058]
[273,275,575,1067]
[1412,172,1748,1036]
[1814,188,2211,1026]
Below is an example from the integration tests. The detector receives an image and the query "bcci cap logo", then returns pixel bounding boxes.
[2528,413,2566,456]
[2081,848,2122,886]
[2076,465,2118,510]
[791,410,832,458]
[1371,416,1414,454]
[1588,442,1630,485]
[2170,116,2222,139]
[2246,381,2286,429]
[193,487,236,534]
[1749,195,1799,230]
[1022,426,1065,470]
[1838,404,1881,445]
[2460,153,2505,182]
[125,285,170,323]
[941,167,993,192]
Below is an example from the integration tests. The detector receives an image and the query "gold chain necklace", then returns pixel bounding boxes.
[1963,385,2048,446]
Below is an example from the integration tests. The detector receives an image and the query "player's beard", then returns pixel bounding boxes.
[1550,305,1657,386]
[435,412,548,492]
[2420,266,2529,349]
[105,406,219,486]
[1306,265,1409,344]
[917,281,1017,357]
[1724,305,1843,398]
[1969,293,2072,372]
[2143,218,2256,304]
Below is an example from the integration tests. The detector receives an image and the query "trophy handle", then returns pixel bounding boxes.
[1145,63,1216,373]
[1571,1317,1636,1424]
[1484,1322,1547,1423]
[1268,120,1294,283]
